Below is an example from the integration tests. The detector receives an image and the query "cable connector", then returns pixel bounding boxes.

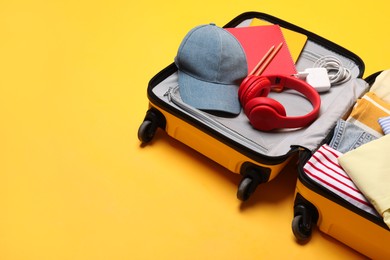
[295,68,331,93]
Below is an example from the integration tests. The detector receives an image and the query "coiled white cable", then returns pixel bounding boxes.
[313,55,351,85]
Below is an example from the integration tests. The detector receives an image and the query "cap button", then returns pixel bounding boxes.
[209,23,216,26]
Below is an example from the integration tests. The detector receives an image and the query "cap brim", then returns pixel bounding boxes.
[178,71,241,116]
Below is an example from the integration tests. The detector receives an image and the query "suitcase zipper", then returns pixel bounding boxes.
[165,86,269,154]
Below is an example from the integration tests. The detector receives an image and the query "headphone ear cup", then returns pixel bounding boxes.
[239,76,271,106]
[244,97,287,131]
[244,97,286,117]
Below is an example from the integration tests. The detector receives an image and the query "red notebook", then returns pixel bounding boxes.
[225,25,297,76]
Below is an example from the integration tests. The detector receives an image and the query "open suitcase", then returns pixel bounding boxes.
[292,70,390,259]
[139,11,390,258]
[138,11,367,201]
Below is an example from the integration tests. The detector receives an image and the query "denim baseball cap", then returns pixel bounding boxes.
[174,24,248,116]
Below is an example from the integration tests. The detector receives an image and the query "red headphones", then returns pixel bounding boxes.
[239,74,321,131]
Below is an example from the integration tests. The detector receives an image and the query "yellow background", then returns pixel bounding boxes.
[1,0,390,259]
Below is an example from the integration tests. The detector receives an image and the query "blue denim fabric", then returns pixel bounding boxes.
[174,24,247,116]
[329,119,377,153]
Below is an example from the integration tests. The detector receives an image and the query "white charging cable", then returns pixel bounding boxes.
[313,55,351,85]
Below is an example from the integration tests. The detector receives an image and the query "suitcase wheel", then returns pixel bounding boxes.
[138,109,166,144]
[237,164,271,201]
[237,176,258,201]
[292,200,317,242]
[292,214,312,242]
[138,120,156,143]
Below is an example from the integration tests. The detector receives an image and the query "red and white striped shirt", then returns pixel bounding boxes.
[303,144,379,216]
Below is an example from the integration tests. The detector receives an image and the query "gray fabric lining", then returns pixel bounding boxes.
[151,22,368,157]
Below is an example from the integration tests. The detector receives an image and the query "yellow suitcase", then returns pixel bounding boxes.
[291,72,390,259]
[138,12,366,201]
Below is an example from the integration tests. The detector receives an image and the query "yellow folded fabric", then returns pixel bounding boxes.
[370,70,390,103]
[338,135,390,228]
[347,92,390,137]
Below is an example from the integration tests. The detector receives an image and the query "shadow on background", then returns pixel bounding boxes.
[139,127,300,206]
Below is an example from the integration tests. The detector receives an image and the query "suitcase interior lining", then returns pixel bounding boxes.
[151,19,369,157]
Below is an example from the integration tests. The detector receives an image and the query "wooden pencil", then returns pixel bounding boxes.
[254,42,283,76]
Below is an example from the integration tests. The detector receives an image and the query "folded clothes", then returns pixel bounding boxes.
[303,144,379,216]
[378,116,390,135]
[370,70,390,103]
[347,92,390,137]
[338,135,390,228]
[329,119,377,153]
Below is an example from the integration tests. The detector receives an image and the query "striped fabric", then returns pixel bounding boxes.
[378,116,390,135]
[303,144,379,216]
